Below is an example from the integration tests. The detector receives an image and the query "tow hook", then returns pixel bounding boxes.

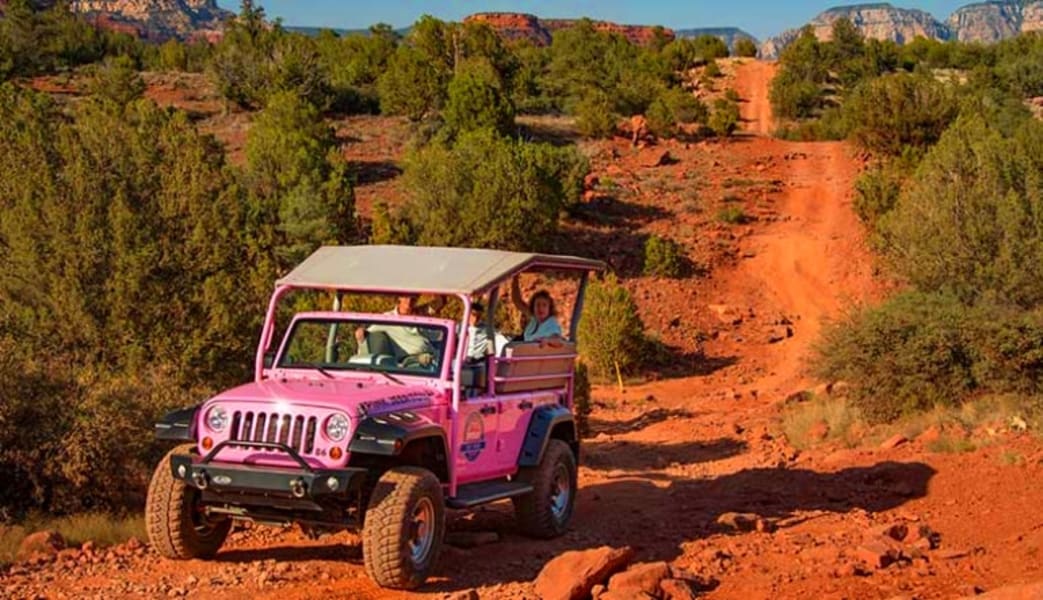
[289,478,307,498]
[192,470,209,490]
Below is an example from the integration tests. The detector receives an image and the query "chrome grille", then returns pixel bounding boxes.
[230,410,319,455]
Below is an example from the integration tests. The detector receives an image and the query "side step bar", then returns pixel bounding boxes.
[447,480,534,509]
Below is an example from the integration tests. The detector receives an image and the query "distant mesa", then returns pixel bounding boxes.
[464,12,675,46]
[761,1,1043,59]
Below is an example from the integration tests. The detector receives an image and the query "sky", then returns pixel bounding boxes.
[214,1,976,40]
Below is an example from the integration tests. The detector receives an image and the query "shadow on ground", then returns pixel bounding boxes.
[429,460,936,592]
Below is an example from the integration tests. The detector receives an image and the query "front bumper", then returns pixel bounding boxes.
[170,440,367,507]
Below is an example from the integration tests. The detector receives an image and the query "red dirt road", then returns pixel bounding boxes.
[4,62,1042,600]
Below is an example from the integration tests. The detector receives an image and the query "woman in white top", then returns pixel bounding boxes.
[510,276,564,346]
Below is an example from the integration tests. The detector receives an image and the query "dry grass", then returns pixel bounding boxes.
[781,392,1042,452]
[0,513,145,568]
[781,395,864,450]
[897,394,1042,441]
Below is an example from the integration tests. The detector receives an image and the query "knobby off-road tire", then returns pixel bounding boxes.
[146,444,231,560]
[513,439,577,539]
[362,467,445,590]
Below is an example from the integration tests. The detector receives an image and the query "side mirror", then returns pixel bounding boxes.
[263,351,276,369]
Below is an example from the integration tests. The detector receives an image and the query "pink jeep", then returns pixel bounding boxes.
[145,245,604,589]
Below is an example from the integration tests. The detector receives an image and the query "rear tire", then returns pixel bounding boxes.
[146,444,231,559]
[362,467,445,589]
[513,439,577,539]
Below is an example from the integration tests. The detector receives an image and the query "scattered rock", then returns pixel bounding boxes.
[854,540,899,569]
[918,426,942,444]
[936,548,971,560]
[534,546,635,600]
[590,584,606,598]
[444,590,479,600]
[868,523,909,542]
[971,581,1043,599]
[903,524,939,549]
[640,149,675,168]
[880,434,909,450]
[715,512,761,532]
[607,561,671,597]
[660,578,699,600]
[445,531,500,549]
[17,531,66,561]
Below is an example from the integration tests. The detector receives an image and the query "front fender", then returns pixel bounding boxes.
[348,414,447,457]
[154,405,200,442]
[518,405,577,467]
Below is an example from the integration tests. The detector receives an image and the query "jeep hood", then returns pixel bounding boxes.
[208,378,443,417]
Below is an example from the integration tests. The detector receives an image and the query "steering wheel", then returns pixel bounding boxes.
[399,353,435,370]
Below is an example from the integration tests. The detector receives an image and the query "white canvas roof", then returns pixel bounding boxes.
[277,245,606,295]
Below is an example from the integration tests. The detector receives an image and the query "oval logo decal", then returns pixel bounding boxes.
[213,475,232,486]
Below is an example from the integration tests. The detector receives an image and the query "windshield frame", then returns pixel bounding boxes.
[272,312,454,381]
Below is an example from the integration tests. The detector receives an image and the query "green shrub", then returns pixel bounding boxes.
[208,5,331,110]
[578,274,646,380]
[444,57,515,136]
[724,88,741,103]
[814,292,977,424]
[378,44,449,120]
[716,206,750,224]
[646,87,707,138]
[853,161,905,227]
[575,90,618,138]
[970,304,1043,396]
[709,97,740,137]
[844,72,957,156]
[400,128,587,251]
[574,362,592,437]
[87,55,145,108]
[880,115,1043,307]
[643,235,686,278]
[244,91,356,268]
[704,59,722,78]
[769,68,823,120]
[734,38,758,58]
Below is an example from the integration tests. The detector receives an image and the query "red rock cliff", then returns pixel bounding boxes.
[464,12,674,46]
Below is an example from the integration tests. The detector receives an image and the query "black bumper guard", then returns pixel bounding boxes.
[170,440,366,503]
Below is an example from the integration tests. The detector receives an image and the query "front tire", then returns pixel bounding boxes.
[513,439,577,538]
[146,444,231,559]
[362,467,445,589]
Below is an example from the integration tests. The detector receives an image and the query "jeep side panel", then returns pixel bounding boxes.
[517,404,578,467]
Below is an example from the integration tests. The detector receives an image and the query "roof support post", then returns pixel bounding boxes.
[448,293,472,497]
[568,271,590,342]
[255,285,293,382]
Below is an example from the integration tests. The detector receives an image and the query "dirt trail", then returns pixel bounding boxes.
[5,62,1041,600]
[733,60,776,135]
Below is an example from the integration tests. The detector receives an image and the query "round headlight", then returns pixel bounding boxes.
[206,406,228,432]
[325,413,350,442]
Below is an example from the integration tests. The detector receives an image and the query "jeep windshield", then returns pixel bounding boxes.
[276,318,448,378]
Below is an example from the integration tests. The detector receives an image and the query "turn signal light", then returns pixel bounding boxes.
[330,447,343,460]
[201,437,213,450]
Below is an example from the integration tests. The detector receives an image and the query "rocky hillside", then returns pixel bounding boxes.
[762,1,1043,58]
[2,0,231,41]
[464,12,674,46]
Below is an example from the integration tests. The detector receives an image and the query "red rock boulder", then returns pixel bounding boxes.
[534,546,635,600]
